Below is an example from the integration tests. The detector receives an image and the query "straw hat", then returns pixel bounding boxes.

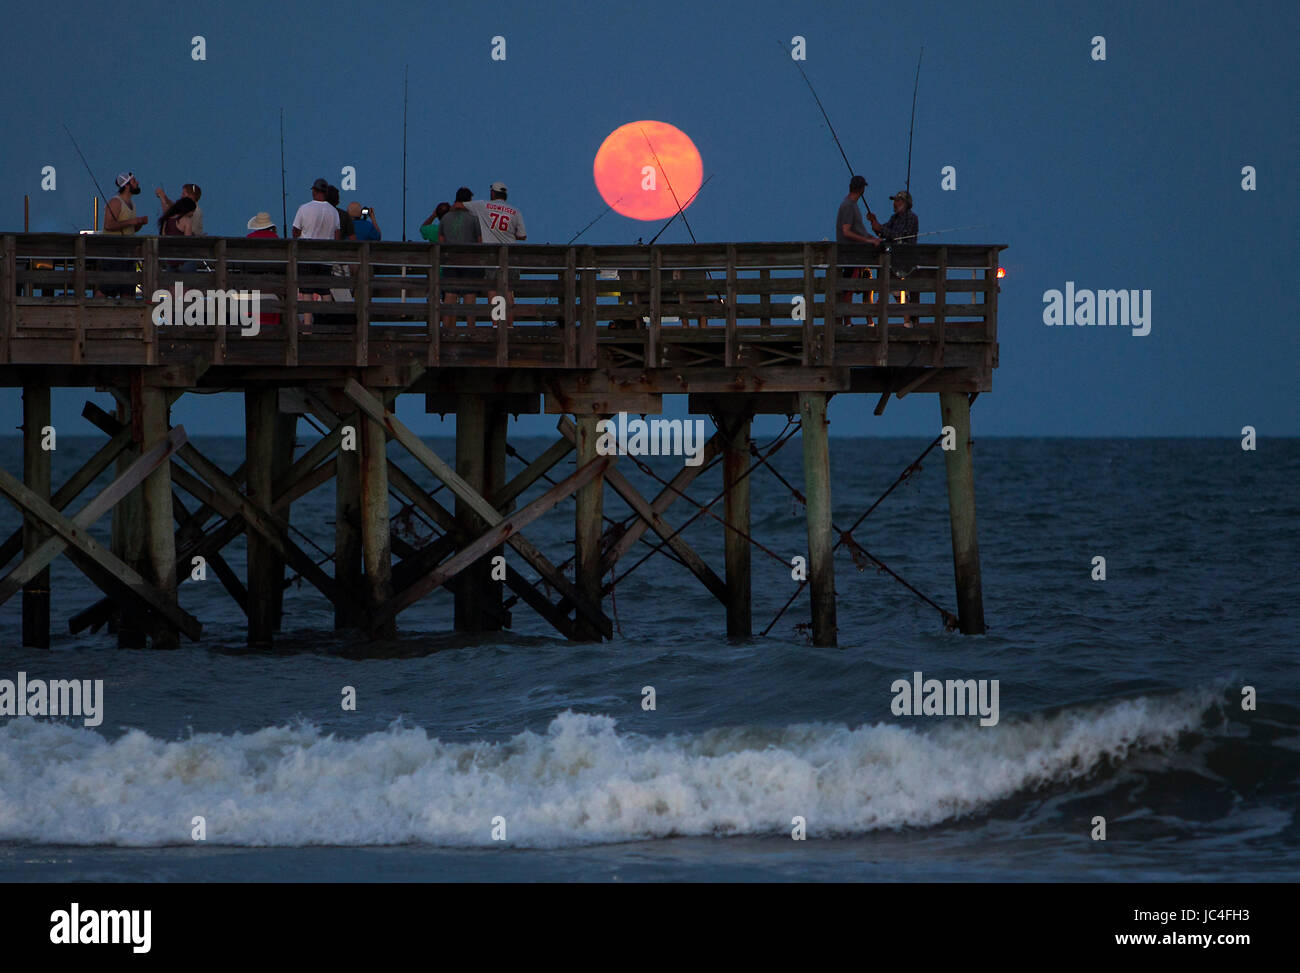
[247,212,275,231]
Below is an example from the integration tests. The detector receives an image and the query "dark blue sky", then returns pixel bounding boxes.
[3,0,1296,437]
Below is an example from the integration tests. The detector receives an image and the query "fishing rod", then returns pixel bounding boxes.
[279,109,288,235]
[62,124,109,205]
[567,195,624,245]
[402,65,409,241]
[905,46,923,194]
[640,127,698,244]
[779,41,873,213]
[647,174,713,245]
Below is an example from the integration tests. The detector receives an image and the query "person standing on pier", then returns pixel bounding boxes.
[349,202,381,241]
[439,187,484,327]
[420,201,451,243]
[467,181,526,325]
[292,177,341,331]
[100,172,148,297]
[868,190,920,327]
[155,183,204,235]
[836,174,879,325]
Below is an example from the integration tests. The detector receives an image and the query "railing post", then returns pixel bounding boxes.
[0,235,14,364]
[580,246,596,368]
[284,239,298,363]
[427,243,440,366]
[73,234,86,364]
[496,244,509,367]
[801,243,814,366]
[143,237,158,365]
[934,246,947,366]
[648,246,661,367]
[564,247,577,368]
[354,242,370,368]
[214,237,227,365]
[876,248,890,366]
[759,267,771,326]
[825,242,838,365]
[724,243,737,367]
[986,247,1000,372]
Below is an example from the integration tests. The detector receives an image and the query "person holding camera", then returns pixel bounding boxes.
[348,202,381,241]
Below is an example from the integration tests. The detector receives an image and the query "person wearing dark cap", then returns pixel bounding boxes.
[868,190,920,327]
[291,178,341,332]
[836,174,879,325]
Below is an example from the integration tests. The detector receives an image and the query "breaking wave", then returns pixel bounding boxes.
[0,691,1219,847]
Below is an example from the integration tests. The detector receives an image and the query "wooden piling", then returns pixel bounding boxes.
[939,392,986,634]
[799,392,837,647]
[454,395,487,632]
[137,384,178,649]
[334,410,362,630]
[483,402,509,631]
[245,387,278,647]
[270,411,297,630]
[109,391,147,648]
[21,385,50,649]
[722,412,753,638]
[360,390,394,638]
[573,415,605,641]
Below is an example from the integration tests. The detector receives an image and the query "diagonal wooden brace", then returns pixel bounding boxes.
[0,426,188,605]
[343,378,611,637]
[378,455,610,628]
[558,418,728,606]
[598,428,723,572]
[0,459,202,641]
[0,409,133,569]
[174,441,353,616]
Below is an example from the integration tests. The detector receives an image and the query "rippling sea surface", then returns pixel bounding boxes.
[1,434,1296,881]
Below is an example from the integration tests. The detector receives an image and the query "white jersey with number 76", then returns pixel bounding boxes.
[467,199,526,244]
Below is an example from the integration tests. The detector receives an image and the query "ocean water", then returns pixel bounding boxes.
[0,433,1296,882]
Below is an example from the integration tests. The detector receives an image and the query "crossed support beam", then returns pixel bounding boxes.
[338,379,615,640]
[0,424,201,644]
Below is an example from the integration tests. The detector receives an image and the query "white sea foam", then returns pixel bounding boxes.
[0,692,1215,847]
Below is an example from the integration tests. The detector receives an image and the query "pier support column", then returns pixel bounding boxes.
[799,393,837,647]
[21,385,50,649]
[270,412,297,630]
[721,411,753,638]
[939,393,986,634]
[482,401,509,631]
[138,385,178,649]
[454,395,487,633]
[245,387,278,648]
[360,390,394,639]
[334,410,362,630]
[573,414,606,641]
[111,390,147,648]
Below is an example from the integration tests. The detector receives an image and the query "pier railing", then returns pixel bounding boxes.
[1,235,1003,371]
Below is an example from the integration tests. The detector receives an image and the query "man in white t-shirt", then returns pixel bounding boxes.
[467,182,526,324]
[291,177,342,331]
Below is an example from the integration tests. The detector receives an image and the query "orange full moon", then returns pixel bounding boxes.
[593,120,703,222]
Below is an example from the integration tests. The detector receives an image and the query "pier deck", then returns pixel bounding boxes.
[2,235,1003,649]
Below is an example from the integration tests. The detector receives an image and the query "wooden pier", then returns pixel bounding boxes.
[1,234,1003,649]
